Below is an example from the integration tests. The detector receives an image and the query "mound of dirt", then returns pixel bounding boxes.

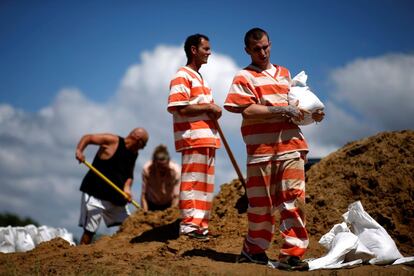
[0,130,413,275]
[305,130,414,255]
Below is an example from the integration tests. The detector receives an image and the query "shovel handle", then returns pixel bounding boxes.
[82,160,140,209]
[214,120,246,188]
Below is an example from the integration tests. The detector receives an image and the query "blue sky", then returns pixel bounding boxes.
[2,0,413,111]
[1,0,413,240]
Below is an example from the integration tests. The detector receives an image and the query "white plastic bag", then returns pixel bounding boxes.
[37,225,58,243]
[318,222,350,250]
[307,201,409,270]
[56,228,76,246]
[24,224,40,246]
[0,225,75,253]
[0,226,16,253]
[344,201,404,265]
[288,71,324,125]
[15,227,35,252]
[345,239,375,263]
[308,232,359,270]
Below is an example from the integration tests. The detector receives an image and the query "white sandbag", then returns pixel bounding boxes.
[307,201,412,270]
[0,225,75,253]
[316,220,374,265]
[343,201,404,265]
[15,227,35,252]
[35,226,75,246]
[0,226,16,253]
[345,239,375,263]
[288,71,324,125]
[0,228,4,246]
[318,222,350,250]
[56,228,76,246]
[24,224,40,246]
[37,225,56,243]
[361,228,403,265]
[308,231,359,270]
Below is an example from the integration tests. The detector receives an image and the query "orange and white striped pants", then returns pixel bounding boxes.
[243,157,309,258]
[179,147,215,235]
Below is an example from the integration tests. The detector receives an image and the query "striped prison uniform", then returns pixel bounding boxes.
[224,64,309,258]
[168,66,220,234]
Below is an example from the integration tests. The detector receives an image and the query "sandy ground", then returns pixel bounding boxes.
[0,130,413,275]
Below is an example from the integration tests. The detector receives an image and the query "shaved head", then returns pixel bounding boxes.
[126,127,149,151]
[130,127,149,142]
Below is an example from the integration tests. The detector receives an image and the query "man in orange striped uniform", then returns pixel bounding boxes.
[167,34,222,240]
[224,28,324,270]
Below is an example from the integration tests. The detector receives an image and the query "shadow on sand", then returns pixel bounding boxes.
[182,248,239,263]
[129,219,180,243]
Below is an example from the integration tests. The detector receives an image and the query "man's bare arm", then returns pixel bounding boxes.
[242,103,308,121]
[176,103,222,119]
[123,178,133,202]
[75,133,117,163]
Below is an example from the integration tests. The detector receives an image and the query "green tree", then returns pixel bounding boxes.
[0,212,39,227]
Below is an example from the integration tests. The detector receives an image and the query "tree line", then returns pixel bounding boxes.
[0,212,39,227]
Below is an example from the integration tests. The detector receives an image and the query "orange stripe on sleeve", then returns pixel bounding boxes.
[170,76,190,88]
[168,93,189,104]
[225,93,256,106]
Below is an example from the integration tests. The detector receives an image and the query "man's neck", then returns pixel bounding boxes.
[186,61,201,72]
[251,62,272,71]
[124,137,138,153]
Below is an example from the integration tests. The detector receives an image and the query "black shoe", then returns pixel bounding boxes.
[186,230,209,241]
[237,251,269,265]
[279,256,309,271]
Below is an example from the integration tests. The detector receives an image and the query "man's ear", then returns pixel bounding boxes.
[191,45,197,55]
[244,46,250,55]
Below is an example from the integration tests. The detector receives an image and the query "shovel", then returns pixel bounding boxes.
[82,160,141,209]
[214,120,248,213]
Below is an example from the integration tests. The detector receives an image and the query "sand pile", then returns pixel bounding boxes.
[305,130,414,255]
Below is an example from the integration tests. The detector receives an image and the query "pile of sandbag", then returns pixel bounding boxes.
[307,201,414,270]
[0,225,75,253]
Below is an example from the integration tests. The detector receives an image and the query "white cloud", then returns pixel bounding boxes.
[301,100,377,157]
[301,53,414,158]
[1,47,412,240]
[330,53,414,130]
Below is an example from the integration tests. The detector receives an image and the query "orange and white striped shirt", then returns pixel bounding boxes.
[168,66,220,152]
[224,64,308,164]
